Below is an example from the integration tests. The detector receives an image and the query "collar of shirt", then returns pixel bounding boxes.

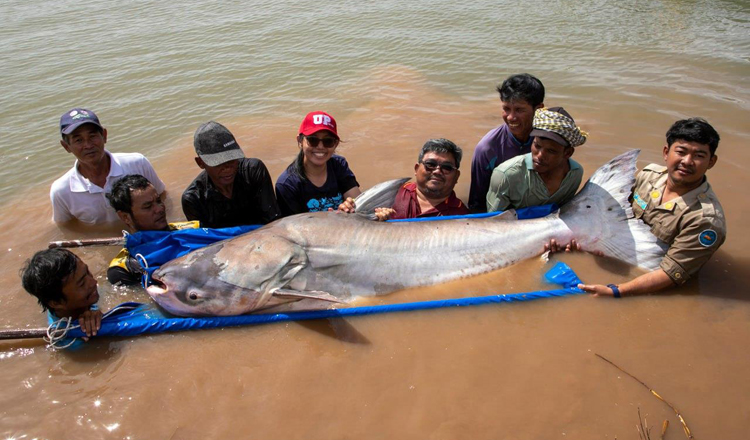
[648,174,711,213]
[404,182,462,213]
[508,128,534,148]
[522,153,582,172]
[69,150,123,193]
[198,169,235,201]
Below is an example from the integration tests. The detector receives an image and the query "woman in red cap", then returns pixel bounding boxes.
[275,111,361,216]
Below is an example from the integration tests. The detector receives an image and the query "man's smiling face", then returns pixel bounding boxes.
[501,99,539,142]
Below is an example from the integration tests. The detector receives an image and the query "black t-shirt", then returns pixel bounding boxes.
[181,158,280,228]
[275,155,359,217]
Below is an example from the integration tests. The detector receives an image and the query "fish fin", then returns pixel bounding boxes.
[560,149,668,271]
[354,178,411,215]
[492,210,518,220]
[272,288,344,304]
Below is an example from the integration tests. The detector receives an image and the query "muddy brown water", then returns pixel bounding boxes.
[1,76,749,439]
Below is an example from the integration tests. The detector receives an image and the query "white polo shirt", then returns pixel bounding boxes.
[50,150,166,224]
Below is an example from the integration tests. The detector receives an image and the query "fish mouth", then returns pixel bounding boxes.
[146,277,168,297]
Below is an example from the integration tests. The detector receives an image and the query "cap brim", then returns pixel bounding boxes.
[299,128,338,138]
[198,148,245,167]
[61,120,103,135]
[530,129,569,147]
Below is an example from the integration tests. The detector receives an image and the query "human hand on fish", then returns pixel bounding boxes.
[374,207,395,221]
[544,238,605,257]
[544,238,581,253]
[335,197,393,221]
[337,197,357,213]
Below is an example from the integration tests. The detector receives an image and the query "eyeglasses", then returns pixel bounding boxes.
[421,160,457,173]
[305,136,338,148]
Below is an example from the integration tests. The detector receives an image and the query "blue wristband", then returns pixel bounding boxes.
[607,284,621,298]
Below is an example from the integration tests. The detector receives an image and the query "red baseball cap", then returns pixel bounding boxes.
[299,111,338,138]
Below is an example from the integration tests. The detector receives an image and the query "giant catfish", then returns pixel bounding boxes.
[147,150,667,316]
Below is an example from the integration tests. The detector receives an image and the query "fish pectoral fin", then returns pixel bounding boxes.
[354,178,411,215]
[271,289,344,304]
[492,210,518,220]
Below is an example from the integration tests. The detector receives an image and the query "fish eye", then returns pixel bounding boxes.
[188,291,199,301]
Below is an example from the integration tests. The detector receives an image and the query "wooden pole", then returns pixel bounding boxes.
[0,328,48,340]
[48,237,125,249]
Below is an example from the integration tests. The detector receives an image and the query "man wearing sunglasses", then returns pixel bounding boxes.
[384,139,469,219]
[486,107,587,212]
[181,121,280,228]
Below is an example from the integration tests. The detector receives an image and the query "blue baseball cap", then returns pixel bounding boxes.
[60,108,103,135]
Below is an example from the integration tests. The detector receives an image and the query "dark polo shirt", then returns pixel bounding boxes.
[181,158,280,228]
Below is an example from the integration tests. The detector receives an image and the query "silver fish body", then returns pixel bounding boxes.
[148,150,666,316]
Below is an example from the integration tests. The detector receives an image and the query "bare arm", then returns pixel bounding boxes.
[343,187,361,200]
[578,268,676,297]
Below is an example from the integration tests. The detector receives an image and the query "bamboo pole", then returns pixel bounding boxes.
[48,237,125,249]
[0,328,48,340]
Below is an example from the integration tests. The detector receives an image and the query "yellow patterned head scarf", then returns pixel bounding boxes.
[531,107,588,148]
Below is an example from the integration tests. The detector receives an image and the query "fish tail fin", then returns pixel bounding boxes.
[560,150,667,270]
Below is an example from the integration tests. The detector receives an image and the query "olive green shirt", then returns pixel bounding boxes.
[631,164,726,284]
[486,153,583,212]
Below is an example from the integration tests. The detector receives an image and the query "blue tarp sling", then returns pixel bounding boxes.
[61,262,583,340]
[46,204,572,344]
[125,224,260,280]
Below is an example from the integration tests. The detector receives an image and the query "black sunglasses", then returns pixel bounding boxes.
[421,160,457,173]
[305,136,338,148]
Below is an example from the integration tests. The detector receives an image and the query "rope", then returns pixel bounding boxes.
[45,317,79,349]
[135,253,150,289]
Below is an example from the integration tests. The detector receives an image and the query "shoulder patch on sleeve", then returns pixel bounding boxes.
[698,229,718,247]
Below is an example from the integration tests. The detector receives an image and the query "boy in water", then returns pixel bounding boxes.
[21,248,102,338]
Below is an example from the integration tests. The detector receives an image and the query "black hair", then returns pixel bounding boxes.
[666,118,720,156]
[418,139,463,168]
[290,146,308,181]
[61,123,104,143]
[106,174,153,214]
[496,73,545,108]
[20,249,78,312]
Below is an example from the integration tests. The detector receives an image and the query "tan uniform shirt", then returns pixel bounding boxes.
[486,153,583,212]
[631,164,726,284]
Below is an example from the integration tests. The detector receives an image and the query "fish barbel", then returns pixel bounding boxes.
[147,150,666,316]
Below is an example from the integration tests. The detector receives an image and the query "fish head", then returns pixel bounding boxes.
[146,234,312,316]
[146,243,266,316]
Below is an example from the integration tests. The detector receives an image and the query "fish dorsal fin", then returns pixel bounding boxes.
[587,149,640,210]
[354,178,411,215]
[271,288,343,304]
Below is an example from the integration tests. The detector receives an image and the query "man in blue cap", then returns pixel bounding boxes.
[50,108,165,224]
